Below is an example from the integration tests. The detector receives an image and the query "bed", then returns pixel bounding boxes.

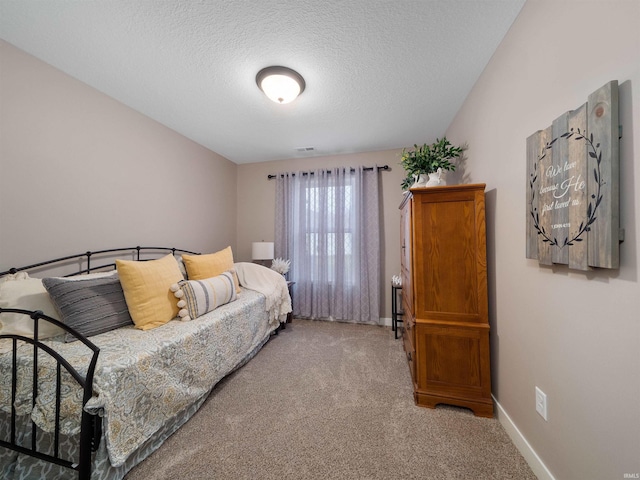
[0,246,291,480]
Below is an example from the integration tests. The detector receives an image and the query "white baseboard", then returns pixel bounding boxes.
[493,395,555,480]
[380,317,392,327]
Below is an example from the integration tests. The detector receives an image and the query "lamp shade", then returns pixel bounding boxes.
[251,242,274,260]
[256,66,305,104]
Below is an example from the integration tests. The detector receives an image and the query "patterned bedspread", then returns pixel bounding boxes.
[0,288,278,468]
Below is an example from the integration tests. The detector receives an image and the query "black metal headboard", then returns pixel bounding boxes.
[0,246,200,278]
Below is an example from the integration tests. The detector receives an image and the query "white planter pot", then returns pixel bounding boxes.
[425,168,447,187]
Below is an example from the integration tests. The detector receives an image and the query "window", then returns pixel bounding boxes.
[303,184,354,284]
[274,167,380,324]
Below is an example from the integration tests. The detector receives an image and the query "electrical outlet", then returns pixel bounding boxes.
[535,386,548,421]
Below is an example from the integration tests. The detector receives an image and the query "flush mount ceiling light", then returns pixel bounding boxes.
[256,66,306,104]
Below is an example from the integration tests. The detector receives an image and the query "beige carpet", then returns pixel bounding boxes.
[126,319,536,480]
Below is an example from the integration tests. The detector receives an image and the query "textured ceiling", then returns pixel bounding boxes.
[0,0,525,164]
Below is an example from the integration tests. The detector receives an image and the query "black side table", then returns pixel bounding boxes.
[286,281,295,324]
[278,281,295,331]
[275,281,295,334]
[391,283,404,339]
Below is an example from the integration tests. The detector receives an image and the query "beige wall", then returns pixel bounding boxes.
[0,40,237,271]
[236,151,407,319]
[445,1,640,479]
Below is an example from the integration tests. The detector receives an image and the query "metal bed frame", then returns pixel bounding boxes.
[0,246,199,480]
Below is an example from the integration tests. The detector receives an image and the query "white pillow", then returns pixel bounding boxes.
[0,274,64,339]
[58,270,118,281]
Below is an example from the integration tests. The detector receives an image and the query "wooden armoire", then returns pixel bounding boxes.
[399,183,493,417]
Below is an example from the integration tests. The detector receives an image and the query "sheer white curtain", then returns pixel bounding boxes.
[274,167,380,324]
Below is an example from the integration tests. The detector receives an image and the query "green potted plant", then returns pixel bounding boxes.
[400,137,463,190]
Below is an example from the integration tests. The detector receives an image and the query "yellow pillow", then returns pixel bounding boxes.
[116,254,184,330]
[183,247,240,293]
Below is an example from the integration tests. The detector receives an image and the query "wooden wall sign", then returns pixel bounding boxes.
[526,81,620,270]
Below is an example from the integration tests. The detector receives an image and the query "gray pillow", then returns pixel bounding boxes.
[43,274,133,342]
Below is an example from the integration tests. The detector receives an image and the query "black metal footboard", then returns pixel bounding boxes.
[0,309,100,480]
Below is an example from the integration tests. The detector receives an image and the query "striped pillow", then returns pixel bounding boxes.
[42,273,133,341]
[172,271,237,321]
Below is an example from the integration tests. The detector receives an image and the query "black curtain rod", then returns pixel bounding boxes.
[267,164,389,179]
